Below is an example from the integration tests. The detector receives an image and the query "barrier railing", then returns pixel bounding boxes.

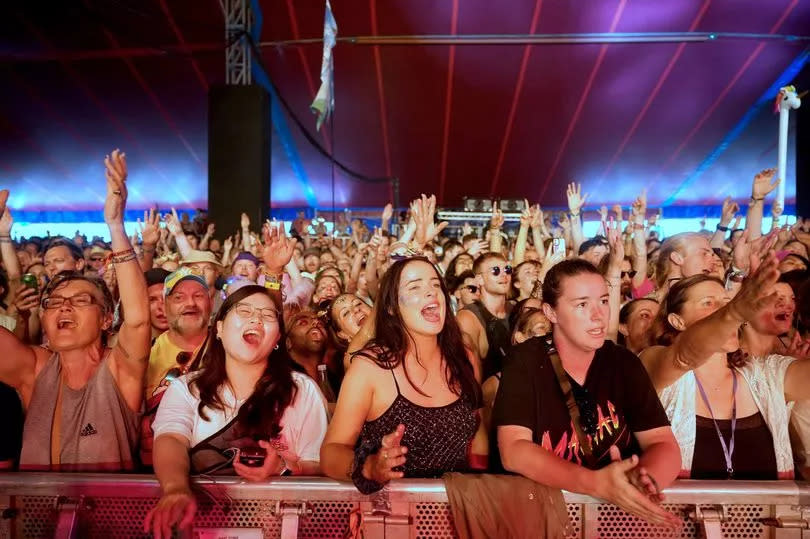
[0,474,809,538]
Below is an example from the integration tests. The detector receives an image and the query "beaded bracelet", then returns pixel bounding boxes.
[112,252,138,264]
[351,440,385,494]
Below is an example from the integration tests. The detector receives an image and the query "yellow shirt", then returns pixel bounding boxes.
[146,332,204,401]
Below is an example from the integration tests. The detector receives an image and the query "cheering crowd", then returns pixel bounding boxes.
[0,151,809,536]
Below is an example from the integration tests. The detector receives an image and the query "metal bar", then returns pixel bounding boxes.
[0,474,807,507]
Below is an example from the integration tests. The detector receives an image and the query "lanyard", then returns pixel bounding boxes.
[695,370,738,478]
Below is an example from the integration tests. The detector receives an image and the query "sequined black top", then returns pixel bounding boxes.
[357,370,478,478]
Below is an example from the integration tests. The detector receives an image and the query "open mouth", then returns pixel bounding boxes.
[421,302,441,323]
[774,311,792,322]
[587,328,605,338]
[57,318,77,330]
[242,328,263,346]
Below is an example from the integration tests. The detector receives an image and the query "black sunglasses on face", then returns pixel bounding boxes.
[464,285,479,293]
[487,265,513,277]
[621,270,637,278]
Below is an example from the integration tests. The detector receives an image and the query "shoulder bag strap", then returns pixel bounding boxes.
[544,337,595,466]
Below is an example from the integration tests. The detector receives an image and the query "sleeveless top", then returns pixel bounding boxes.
[357,370,478,478]
[692,412,778,480]
[658,354,796,479]
[19,352,141,472]
[462,301,512,380]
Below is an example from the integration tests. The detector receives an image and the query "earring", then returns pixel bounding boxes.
[274,344,279,350]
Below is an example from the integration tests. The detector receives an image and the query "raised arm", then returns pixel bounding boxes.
[745,168,779,241]
[488,206,504,255]
[605,222,624,342]
[513,201,532,265]
[197,223,215,251]
[0,192,21,281]
[104,151,151,411]
[138,208,160,271]
[641,253,781,391]
[530,205,548,263]
[566,182,588,254]
[711,197,737,249]
[630,193,648,290]
[165,209,192,258]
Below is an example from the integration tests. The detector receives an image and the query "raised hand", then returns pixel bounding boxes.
[727,251,780,323]
[520,200,533,228]
[10,287,40,317]
[771,200,784,220]
[461,222,473,237]
[0,189,8,218]
[606,218,624,274]
[381,203,393,223]
[241,212,250,230]
[785,332,810,361]
[223,236,233,252]
[262,221,297,273]
[164,208,183,237]
[0,203,13,235]
[566,182,588,215]
[466,238,488,257]
[752,168,779,199]
[205,223,216,237]
[139,208,160,246]
[598,205,609,222]
[530,205,544,229]
[364,424,407,484]
[490,205,505,229]
[720,197,739,226]
[103,149,128,224]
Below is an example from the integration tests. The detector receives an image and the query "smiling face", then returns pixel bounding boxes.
[217,292,280,365]
[397,260,446,337]
[331,293,371,341]
[232,259,259,281]
[313,274,342,304]
[41,279,110,351]
[165,280,212,337]
[543,273,609,353]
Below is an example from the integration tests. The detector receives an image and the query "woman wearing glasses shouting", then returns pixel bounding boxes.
[0,150,151,473]
[494,259,682,529]
[145,229,328,539]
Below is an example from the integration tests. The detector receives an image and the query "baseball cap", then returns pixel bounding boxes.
[181,249,222,267]
[164,267,209,298]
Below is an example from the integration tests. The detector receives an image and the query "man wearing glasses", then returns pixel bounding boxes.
[0,150,151,472]
[448,270,480,314]
[457,253,514,380]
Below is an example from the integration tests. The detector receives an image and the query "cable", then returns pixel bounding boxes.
[244,33,395,185]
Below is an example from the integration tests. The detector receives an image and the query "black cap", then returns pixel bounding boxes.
[145,268,171,288]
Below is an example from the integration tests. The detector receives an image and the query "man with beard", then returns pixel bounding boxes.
[140,267,212,467]
[457,253,513,380]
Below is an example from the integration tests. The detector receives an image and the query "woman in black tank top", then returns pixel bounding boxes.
[320,257,487,494]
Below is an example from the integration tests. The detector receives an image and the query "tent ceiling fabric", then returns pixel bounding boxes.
[0,1,807,213]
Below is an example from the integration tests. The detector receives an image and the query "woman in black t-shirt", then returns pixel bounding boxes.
[494,259,681,529]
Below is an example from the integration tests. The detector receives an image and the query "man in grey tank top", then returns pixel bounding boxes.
[0,150,151,472]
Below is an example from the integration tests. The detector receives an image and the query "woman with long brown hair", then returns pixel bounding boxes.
[642,253,810,480]
[144,229,328,539]
[320,256,486,493]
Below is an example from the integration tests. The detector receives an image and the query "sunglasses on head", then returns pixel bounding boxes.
[486,265,513,276]
[571,384,598,437]
[621,270,637,278]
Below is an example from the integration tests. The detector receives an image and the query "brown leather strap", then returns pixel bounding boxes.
[544,337,595,466]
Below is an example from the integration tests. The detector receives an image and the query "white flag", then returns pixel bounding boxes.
[310,0,337,131]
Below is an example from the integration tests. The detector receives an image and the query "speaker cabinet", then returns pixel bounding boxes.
[208,84,271,240]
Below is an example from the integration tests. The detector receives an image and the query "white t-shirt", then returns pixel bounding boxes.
[153,371,328,463]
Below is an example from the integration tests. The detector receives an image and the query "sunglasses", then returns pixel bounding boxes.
[621,270,637,278]
[485,265,513,277]
[464,285,479,293]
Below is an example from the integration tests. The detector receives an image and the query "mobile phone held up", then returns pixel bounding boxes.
[21,273,39,293]
[239,446,267,468]
[552,238,566,256]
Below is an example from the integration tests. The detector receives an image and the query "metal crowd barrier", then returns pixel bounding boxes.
[0,474,809,538]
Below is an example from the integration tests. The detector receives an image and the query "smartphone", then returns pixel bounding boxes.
[552,238,566,256]
[21,273,39,293]
[239,446,267,468]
